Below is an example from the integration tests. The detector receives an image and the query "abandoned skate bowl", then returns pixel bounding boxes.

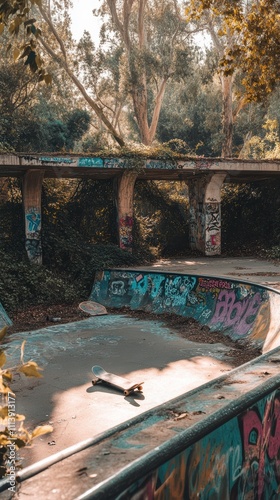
[1,268,280,499]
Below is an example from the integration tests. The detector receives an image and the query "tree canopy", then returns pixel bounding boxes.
[186,0,280,101]
[1,0,280,155]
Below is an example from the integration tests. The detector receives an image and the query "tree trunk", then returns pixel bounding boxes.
[108,0,167,147]
[38,6,125,148]
[221,74,233,157]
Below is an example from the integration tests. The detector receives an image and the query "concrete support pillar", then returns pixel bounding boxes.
[22,170,44,264]
[188,173,226,256]
[114,171,138,252]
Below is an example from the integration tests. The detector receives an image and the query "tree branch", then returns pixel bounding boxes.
[38,36,125,146]
[138,0,147,49]
[38,4,68,61]
[123,0,135,48]
[149,77,168,143]
[107,0,125,40]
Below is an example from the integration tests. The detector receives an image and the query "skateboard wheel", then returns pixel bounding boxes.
[124,390,130,396]
[138,385,143,391]
[92,379,98,386]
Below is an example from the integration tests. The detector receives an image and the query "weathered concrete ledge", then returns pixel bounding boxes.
[2,346,279,499]
[1,153,280,181]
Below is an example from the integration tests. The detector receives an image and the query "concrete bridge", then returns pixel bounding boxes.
[1,153,280,264]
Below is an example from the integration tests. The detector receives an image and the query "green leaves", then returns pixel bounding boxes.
[0,0,50,83]
[187,0,280,102]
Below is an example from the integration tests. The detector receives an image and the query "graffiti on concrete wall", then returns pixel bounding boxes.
[78,157,103,167]
[25,207,42,264]
[116,389,280,500]
[26,208,41,233]
[188,203,205,252]
[119,216,133,250]
[188,176,211,253]
[205,202,221,254]
[145,160,175,170]
[39,156,75,164]
[0,302,12,327]
[91,270,269,342]
[191,159,212,170]
[104,158,128,169]
[211,289,263,336]
[239,395,280,497]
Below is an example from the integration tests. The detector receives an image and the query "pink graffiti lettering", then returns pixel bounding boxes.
[119,216,133,227]
[210,233,221,247]
[240,396,280,499]
[119,216,133,249]
[211,290,262,336]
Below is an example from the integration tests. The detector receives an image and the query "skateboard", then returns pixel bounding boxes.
[92,365,144,396]
[79,301,108,316]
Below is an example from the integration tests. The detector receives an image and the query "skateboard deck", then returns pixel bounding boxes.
[92,365,144,396]
[79,301,107,316]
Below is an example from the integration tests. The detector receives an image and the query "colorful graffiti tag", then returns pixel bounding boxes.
[39,156,75,164]
[116,389,280,499]
[211,289,263,336]
[25,207,42,264]
[205,202,221,254]
[145,160,176,170]
[90,270,270,342]
[119,216,133,250]
[78,157,103,167]
[104,158,128,169]
[0,302,12,328]
[26,208,41,233]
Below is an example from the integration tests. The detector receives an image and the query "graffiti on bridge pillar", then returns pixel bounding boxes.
[119,215,133,251]
[205,202,221,255]
[25,207,42,264]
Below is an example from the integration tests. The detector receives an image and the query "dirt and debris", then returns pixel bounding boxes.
[7,302,86,334]
[7,303,262,367]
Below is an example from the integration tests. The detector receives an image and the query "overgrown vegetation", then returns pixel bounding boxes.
[0,178,149,315]
[222,180,280,256]
[1,172,280,319]
[0,327,52,479]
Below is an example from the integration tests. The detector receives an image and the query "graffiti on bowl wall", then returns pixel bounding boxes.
[116,389,280,499]
[91,270,269,342]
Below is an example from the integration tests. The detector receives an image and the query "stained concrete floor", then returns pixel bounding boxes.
[6,313,233,469]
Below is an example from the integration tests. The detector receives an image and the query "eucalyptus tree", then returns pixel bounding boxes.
[0,60,40,151]
[93,0,195,145]
[187,0,280,101]
[0,49,91,153]
[0,0,125,146]
[186,0,280,157]
[0,0,196,147]
[156,49,224,156]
